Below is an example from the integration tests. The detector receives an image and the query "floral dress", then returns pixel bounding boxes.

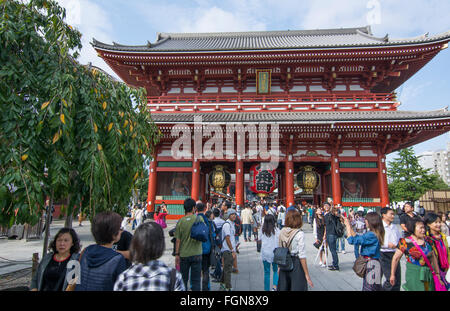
[397,237,435,291]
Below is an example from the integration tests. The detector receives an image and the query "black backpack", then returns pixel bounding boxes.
[335,217,345,238]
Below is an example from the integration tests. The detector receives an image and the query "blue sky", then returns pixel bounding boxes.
[57,0,450,161]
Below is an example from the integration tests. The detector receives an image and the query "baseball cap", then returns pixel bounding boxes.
[357,206,365,212]
[226,208,237,218]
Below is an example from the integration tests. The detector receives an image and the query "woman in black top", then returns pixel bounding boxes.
[30,228,81,291]
[313,207,326,267]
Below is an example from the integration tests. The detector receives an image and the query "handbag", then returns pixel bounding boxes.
[313,240,322,250]
[190,215,208,242]
[273,230,300,272]
[352,255,369,278]
[409,237,447,291]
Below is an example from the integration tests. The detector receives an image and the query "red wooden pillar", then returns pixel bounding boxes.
[147,158,157,213]
[285,156,295,207]
[192,159,200,201]
[200,173,205,202]
[235,158,244,208]
[331,153,342,206]
[378,152,390,207]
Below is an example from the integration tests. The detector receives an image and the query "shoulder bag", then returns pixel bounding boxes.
[409,237,447,291]
[352,255,369,278]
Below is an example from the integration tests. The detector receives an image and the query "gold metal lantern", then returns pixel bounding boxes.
[296,166,320,195]
[209,165,231,193]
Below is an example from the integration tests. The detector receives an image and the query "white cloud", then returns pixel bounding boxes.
[56,0,119,79]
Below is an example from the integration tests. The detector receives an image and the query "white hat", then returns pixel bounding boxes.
[357,206,365,212]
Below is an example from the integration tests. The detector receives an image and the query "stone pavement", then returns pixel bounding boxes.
[0,219,407,291]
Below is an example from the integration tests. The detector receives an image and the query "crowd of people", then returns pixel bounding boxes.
[30,198,449,292]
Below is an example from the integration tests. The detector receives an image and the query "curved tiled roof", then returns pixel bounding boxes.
[92,26,450,52]
[150,108,450,123]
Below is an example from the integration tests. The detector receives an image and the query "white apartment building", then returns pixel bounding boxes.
[418,142,450,185]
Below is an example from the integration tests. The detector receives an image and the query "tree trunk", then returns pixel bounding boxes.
[64,214,73,228]
[42,191,54,256]
[64,194,74,228]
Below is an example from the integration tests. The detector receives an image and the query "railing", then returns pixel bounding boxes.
[148,92,398,113]
[341,198,381,203]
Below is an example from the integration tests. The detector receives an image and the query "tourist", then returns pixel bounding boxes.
[259,214,280,291]
[78,211,85,227]
[114,222,185,291]
[30,228,80,291]
[134,205,144,229]
[241,204,254,242]
[351,206,367,258]
[252,206,261,240]
[313,206,326,267]
[344,212,385,291]
[380,207,402,291]
[277,209,314,291]
[440,212,449,236]
[307,205,314,225]
[324,202,340,271]
[196,202,215,291]
[424,212,450,290]
[399,202,422,237]
[113,225,133,269]
[76,211,127,291]
[220,208,237,291]
[155,203,168,228]
[277,204,286,229]
[390,218,445,291]
[336,206,346,254]
[211,207,225,282]
[130,205,137,230]
[174,198,203,291]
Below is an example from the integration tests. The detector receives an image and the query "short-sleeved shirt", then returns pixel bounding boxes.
[175,215,204,258]
[221,220,236,253]
[397,236,433,266]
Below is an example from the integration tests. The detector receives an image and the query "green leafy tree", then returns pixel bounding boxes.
[0,0,160,244]
[387,147,449,202]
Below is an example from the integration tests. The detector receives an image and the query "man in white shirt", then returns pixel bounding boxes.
[380,207,402,291]
[220,208,237,291]
[240,205,254,242]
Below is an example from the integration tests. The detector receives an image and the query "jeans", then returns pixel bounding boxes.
[326,234,339,269]
[243,224,252,240]
[336,237,345,252]
[180,255,202,291]
[221,251,233,289]
[263,261,278,291]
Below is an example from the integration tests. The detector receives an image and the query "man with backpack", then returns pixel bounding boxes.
[196,202,216,291]
[174,198,204,291]
[220,208,238,291]
[211,208,225,282]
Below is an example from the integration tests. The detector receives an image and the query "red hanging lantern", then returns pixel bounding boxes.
[250,163,277,198]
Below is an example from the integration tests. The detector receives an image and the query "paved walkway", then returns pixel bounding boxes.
[0,219,407,291]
